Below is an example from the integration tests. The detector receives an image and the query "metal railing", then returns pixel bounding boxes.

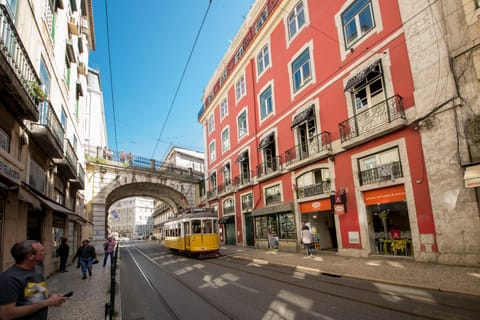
[265,193,281,205]
[339,95,404,143]
[0,3,41,103]
[296,181,331,199]
[284,131,331,165]
[38,100,64,147]
[256,156,281,178]
[64,139,78,172]
[359,161,403,185]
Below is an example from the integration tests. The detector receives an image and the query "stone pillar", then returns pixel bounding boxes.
[91,202,107,253]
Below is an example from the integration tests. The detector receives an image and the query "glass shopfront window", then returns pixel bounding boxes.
[255,212,296,240]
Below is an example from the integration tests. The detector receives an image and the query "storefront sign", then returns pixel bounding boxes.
[464,164,480,188]
[363,185,406,205]
[0,158,20,185]
[300,198,331,213]
[333,203,345,215]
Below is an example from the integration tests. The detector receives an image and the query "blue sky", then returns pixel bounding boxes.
[90,0,255,160]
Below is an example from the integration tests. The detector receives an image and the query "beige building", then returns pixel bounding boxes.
[0,0,96,275]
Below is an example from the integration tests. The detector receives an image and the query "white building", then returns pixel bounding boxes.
[109,197,154,239]
[84,68,107,148]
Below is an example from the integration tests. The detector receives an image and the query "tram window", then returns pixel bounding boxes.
[203,220,213,234]
[192,220,201,234]
[213,221,218,233]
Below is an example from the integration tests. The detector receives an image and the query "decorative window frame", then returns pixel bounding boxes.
[221,126,230,153]
[209,140,216,163]
[288,40,315,98]
[237,107,249,141]
[220,97,228,121]
[258,80,276,124]
[256,42,271,79]
[208,113,215,134]
[335,0,383,61]
[284,0,309,47]
[235,74,247,102]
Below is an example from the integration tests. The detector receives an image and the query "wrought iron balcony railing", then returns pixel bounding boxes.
[359,161,403,186]
[284,131,331,166]
[296,181,331,199]
[0,3,41,120]
[256,156,281,178]
[241,199,253,211]
[63,139,78,173]
[233,170,253,188]
[339,95,405,143]
[37,101,64,147]
[265,193,281,205]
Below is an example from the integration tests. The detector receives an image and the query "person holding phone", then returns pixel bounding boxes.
[0,240,67,320]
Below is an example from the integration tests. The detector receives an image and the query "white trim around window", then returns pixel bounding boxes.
[208,113,215,134]
[335,0,383,61]
[220,97,228,121]
[258,80,275,124]
[288,40,316,99]
[284,0,309,47]
[235,74,247,102]
[237,107,248,141]
[221,126,230,153]
[209,140,216,163]
[256,42,271,79]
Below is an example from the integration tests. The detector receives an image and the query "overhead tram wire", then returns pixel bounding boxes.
[151,0,213,159]
[104,0,119,154]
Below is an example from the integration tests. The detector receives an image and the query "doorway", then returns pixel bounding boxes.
[301,211,338,251]
[245,213,254,246]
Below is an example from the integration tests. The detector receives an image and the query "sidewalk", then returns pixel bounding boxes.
[220,245,480,296]
[47,257,118,320]
[44,244,480,320]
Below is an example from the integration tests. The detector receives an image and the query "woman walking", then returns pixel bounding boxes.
[301,225,314,257]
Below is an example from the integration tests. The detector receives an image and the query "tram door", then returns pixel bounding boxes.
[184,222,190,250]
[245,213,254,246]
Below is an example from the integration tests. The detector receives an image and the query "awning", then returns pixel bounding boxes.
[464,164,480,188]
[20,184,73,214]
[291,105,314,128]
[218,215,235,224]
[251,203,294,217]
[236,151,248,163]
[344,59,381,92]
[257,133,274,150]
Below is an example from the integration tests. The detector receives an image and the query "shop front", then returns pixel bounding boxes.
[251,203,296,252]
[364,185,413,256]
[300,198,337,251]
[218,214,236,245]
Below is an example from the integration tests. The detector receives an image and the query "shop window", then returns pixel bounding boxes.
[255,215,277,239]
[278,212,296,239]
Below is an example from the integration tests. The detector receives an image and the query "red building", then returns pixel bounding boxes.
[198,0,445,260]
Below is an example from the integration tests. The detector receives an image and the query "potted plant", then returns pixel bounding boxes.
[30,82,47,103]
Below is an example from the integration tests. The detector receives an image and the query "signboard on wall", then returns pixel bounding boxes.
[300,198,331,213]
[363,185,406,205]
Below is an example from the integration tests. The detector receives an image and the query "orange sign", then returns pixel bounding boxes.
[300,198,331,213]
[333,203,345,215]
[363,185,406,205]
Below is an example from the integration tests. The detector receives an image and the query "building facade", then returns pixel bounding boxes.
[198,0,480,266]
[109,197,154,240]
[0,0,96,274]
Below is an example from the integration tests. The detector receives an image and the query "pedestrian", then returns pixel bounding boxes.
[301,225,314,257]
[103,236,116,267]
[57,237,70,273]
[0,240,67,319]
[72,240,97,280]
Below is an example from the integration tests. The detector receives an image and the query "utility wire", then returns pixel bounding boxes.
[151,0,213,159]
[104,0,119,154]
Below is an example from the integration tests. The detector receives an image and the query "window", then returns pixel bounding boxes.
[292,48,311,92]
[29,160,46,193]
[208,114,215,133]
[64,56,71,87]
[296,168,331,198]
[209,172,217,192]
[209,141,216,162]
[259,85,273,120]
[241,193,253,211]
[223,198,234,214]
[0,128,9,152]
[39,58,50,98]
[265,184,281,205]
[358,148,402,185]
[238,151,251,184]
[288,1,306,39]
[223,163,231,185]
[220,98,228,119]
[235,75,246,101]
[257,44,270,75]
[60,107,67,129]
[237,110,248,138]
[221,128,230,152]
[352,62,384,112]
[342,0,375,48]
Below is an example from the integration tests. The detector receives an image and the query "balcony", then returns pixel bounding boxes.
[265,193,281,205]
[359,161,403,186]
[284,131,332,169]
[296,181,331,199]
[69,163,85,190]
[29,101,64,158]
[233,170,253,189]
[0,4,40,121]
[207,187,217,200]
[54,139,78,179]
[241,198,253,211]
[339,95,406,149]
[256,156,282,180]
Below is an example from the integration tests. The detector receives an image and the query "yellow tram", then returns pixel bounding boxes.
[163,208,220,258]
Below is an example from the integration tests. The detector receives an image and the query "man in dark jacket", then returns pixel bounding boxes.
[72,240,97,280]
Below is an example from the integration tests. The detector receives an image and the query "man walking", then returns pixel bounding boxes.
[0,240,66,319]
[72,240,97,280]
[103,236,116,267]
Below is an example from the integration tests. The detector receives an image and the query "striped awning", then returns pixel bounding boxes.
[291,105,314,128]
[344,60,381,92]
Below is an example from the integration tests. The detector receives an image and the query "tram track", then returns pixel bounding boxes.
[137,245,479,320]
[126,246,236,320]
